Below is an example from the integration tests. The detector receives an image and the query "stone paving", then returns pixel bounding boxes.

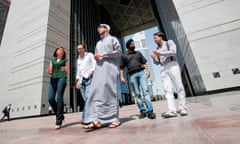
[1,91,240,144]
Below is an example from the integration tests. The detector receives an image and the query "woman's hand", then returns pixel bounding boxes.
[60,66,66,72]
[47,62,53,75]
[61,61,70,73]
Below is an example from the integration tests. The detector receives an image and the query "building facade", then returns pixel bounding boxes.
[174,0,240,93]
[0,0,70,118]
[0,0,10,45]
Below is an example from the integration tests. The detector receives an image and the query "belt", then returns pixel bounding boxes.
[82,77,90,80]
[161,58,176,66]
[129,69,144,75]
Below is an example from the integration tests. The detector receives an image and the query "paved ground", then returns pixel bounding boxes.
[1,91,240,144]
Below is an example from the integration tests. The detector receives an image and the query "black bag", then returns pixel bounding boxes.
[2,107,7,113]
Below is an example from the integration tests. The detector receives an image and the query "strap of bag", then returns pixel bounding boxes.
[156,46,163,65]
[166,41,174,61]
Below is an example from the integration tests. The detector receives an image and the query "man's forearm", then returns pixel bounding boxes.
[143,64,149,71]
[120,69,124,78]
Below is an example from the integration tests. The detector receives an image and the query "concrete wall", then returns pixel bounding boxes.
[0,0,70,118]
[175,0,240,91]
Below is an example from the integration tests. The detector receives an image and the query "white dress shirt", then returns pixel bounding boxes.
[76,52,96,84]
[153,40,177,65]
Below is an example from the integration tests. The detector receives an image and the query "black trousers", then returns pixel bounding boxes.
[1,112,10,121]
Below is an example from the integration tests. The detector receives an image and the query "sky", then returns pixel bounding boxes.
[124,26,164,95]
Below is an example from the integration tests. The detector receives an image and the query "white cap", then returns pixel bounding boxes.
[98,24,110,32]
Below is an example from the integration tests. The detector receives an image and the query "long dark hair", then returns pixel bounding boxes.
[53,46,66,59]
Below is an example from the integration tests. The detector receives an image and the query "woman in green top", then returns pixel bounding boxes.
[47,46,69,130]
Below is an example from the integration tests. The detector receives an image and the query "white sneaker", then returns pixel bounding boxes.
[161,111,177,118]
[179,109,188,116]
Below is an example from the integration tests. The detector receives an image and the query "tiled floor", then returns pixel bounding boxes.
[1,92,240,144]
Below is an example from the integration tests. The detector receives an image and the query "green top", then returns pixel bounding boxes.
[51,58,67,79]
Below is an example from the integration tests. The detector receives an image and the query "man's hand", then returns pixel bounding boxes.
[90,70,94,76]
[153,50,160,56]
[121,77,126,84]
[95,53,103,60]
[146,70,150,78]
[151,53,156,59]
[76,81,80,89]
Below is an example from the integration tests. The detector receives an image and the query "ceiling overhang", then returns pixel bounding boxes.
[95,0,156,36]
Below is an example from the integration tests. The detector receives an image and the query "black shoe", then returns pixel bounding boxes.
[147,112,156,119]
[139,112,147,119]
[161,112,177,118]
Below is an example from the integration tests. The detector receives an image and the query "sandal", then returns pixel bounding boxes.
[83,121,101,129]
[108,121,121,128]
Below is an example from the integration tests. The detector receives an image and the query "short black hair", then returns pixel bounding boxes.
[77,43,86,49]
[126,39,134,49]
[153,32,165,39]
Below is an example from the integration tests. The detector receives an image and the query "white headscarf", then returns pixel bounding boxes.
[99,24,110,32]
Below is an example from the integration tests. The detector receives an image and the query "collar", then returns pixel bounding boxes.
[79,52,88,59]
[127,50,136,54]
[157,41,166,48]
[100,33,110,39]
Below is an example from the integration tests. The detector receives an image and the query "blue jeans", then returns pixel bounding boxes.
[48,78,67,125]
[80,76,92,120]
[129,70,153,114]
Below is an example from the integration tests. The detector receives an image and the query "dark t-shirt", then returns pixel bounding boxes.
[120,51,147,75]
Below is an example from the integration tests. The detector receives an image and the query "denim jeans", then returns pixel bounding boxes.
[48,78,67,125]
[129,70,153,114]
[80,76,92,120]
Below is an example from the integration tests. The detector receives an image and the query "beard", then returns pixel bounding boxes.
[129,46,135,51]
